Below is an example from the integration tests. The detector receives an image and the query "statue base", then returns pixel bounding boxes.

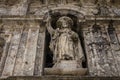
[44,60,87,75]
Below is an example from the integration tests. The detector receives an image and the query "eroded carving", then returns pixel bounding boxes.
[46,15,84,68]
[0,25,5,60]
[0,0,21,6]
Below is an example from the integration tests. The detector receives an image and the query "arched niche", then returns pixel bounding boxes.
[43,9,87,69]
[43,7,85,30]
[49,9,84,31]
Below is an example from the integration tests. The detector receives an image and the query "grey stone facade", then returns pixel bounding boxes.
[0,0,120,79]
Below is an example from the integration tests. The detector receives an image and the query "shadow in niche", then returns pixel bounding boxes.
[79,29,87,68]
[44,30,54,68]
[44,14,87,68]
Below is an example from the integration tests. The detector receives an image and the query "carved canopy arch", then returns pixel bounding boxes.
[43,6,85,31]
[44,6,85,22]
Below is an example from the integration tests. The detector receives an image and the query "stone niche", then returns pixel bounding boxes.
[44,10,87,76]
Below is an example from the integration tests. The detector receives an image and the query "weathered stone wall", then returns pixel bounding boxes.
[0,0,29,15]
[82,21,120,76]
[0,21,46,78]
[0,0,120,16]
[4,76,120,80]
[0,0,120,79]
[0,19,120,78]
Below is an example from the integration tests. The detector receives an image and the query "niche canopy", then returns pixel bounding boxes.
[44,7,87,75]
[43,6,85,22]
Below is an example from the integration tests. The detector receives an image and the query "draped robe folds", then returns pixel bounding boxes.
[48,27,84,66]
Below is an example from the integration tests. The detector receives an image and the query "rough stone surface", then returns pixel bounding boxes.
[0,0,28,15]
[0,0,120,79]
[2,76,120,80]
[44,60,87,76]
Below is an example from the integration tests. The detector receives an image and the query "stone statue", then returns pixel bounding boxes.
[46,15,84,68]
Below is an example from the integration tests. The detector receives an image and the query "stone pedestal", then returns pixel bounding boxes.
[44,60,87,75]
[53,60,80,71]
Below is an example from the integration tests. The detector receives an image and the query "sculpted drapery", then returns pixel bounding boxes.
[46,16,84,67]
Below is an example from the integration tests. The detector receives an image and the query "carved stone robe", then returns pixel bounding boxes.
[48,28,84,65]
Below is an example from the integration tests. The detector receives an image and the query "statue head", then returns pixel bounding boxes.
[56,16,73,29]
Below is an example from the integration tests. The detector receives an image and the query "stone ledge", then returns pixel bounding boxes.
[44,68,87,76]
[0,16,120,21]
[1,76,120,80]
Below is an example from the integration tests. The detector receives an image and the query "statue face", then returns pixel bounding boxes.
[56,16,73,28]
[61,19,69,28]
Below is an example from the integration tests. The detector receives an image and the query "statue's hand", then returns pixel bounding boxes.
[43,12,51,23]
[71,33,78,42]
[43,14,52,28]
[46,15,51,22]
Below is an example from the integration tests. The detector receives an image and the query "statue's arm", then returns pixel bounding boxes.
[72,31,85,61]
[46,17,55,35]
[71,32,79,42]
